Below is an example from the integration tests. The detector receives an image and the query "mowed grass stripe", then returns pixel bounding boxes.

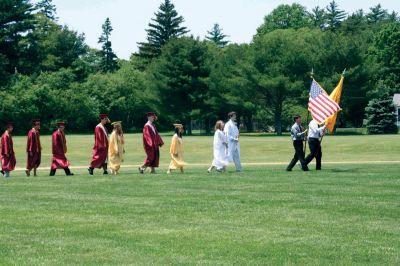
[6,134,400,168]
[0,135,399,265]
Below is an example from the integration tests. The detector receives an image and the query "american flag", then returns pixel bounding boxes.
[308,80,341,124]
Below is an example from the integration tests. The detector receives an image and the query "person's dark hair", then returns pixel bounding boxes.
[228,111,236,118]
[293,115,301,122]
[174,127,183,138]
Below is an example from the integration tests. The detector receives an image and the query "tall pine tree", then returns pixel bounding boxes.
[365,94,398,134]
[35,0,57,21]
[310,6,326,29]
[137,0,188,63]
[206,23,229,48]
[325,0,346,31]
[0,0,35,85]
[98,17,118,72]
[366,4,388,24]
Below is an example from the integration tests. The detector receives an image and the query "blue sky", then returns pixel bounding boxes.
[46,0,399,59]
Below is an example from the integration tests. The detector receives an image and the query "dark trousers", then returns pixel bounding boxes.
[287,140,307,170]
[50,167,72,176]
[305,138,322,170]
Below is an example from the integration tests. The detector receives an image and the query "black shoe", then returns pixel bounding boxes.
[302,166,309,171]
[67,173,74,176]
[88,168,93,175]
[286,168,292,171]
[138,167,144,174]
[0,170,3,175]
[316,168,321,171]
[103,170,108,175]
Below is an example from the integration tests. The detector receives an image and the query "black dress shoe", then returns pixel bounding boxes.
[286,168,292,171]
[67,173,74,176]
[88,168,94,175]
[103,170,108,175]
[138,167,144,174]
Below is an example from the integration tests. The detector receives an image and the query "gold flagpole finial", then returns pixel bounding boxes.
[310,68,314,79]
[342,68,346,76]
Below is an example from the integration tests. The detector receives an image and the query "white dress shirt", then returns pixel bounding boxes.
[308,120,326,139]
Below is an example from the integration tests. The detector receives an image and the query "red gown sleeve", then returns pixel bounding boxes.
[94,127,101,149]
[2,134,10,155]
[154,125,164,146]
[1,135,6,155]
[156,134,164,146]
[143,125,153,148]
[95,126,107,150]
[52,132,57,154]
[27,131,33,152]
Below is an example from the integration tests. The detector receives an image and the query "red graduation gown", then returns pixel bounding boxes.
[143,123,164,167]
[1,131,16,172]
[51,130,70,169]
[90,124,109,168]
[26,128,41,170]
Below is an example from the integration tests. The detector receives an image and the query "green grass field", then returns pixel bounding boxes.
[1,134,399,265]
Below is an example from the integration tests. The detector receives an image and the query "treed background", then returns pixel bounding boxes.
[0,0,399,134]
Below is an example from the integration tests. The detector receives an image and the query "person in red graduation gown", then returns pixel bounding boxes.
[50,122,74,176]
[26,119,42,176]
[138,112,164,174]
[1,122,16,178]
[88,114,110,175]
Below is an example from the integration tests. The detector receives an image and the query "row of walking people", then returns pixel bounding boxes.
[0,120,73,178]
[88,111,242,175]
[0,111,243,178]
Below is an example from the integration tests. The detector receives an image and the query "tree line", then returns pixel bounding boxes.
[0,0,399,134]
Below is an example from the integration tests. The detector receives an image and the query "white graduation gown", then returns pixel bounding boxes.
[212,129,229,169]
[224,120,240,161]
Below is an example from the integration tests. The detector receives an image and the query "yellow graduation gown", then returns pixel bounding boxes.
[108,131,124,171]
[169,134,186,169]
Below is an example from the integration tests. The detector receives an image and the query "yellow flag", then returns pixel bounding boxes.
[325,76,344,133]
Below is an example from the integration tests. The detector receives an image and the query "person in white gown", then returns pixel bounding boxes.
[208,120,229,173]
[224,111,242,172]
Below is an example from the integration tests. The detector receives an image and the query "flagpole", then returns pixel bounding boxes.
[304,68,314,155]
[316,68,346,157]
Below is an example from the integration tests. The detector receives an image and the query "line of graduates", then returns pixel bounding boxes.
[1,111,243,178]
[1,120,73,178]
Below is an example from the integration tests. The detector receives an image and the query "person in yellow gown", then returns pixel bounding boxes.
[167,124,186,174]
[108,121,125,175]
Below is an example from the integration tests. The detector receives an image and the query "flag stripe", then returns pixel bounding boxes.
[308,102,327,122]
[308,79,341,123]
[316,96,337,114]
[309,110,325,123]
[313,97,335,116]
[321,94,340,110]
[310,100,331,118]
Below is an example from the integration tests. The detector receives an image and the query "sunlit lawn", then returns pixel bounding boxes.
[0,134,399,265]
